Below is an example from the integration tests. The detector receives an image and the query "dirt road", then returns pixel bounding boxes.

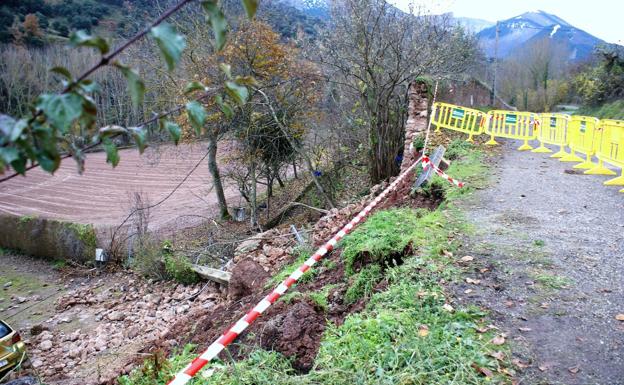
[455,142,624,384]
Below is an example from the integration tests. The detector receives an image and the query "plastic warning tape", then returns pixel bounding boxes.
[422,156,465,188]
[166,156,427,385]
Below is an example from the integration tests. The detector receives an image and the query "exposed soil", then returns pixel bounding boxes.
[453,141,624,385]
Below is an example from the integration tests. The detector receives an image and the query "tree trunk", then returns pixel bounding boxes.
[292,159,298,179]
[250,160,259,230]
[207,138,230,220]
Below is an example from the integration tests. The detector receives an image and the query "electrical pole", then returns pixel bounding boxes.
[490,21,499,106]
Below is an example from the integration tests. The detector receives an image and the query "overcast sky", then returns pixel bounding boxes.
[388,0,622,44]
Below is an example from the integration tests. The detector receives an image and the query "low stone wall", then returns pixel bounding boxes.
[0,214,97,263]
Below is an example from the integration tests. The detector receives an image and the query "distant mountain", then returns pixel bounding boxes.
[455,17,494,34]
[477,10,604,62]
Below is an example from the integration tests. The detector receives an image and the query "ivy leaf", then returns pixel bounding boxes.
[150,23,186,71]
[202,1,228,51]
[186,101,206,135]
[69,30,110,54]
[0,147,20,166]
[37,93,83,133]
[50,66,73,80]
[184,81,206,94]
[225,81,249,105]
[0,115,27,142]
[219,63,232,79]
[241,0,259,19]
[215,95,233,119]
[36,151,60,173]
[114,63,145,108]
[162,120,181,145]
[128,127,147,154]
[103,139,120,167]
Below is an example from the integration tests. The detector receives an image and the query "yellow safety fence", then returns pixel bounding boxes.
[562,116,601,169]
[431,102,487,142]
[430,101,624,193]
[533,113,570,158]
[587,119,624,186]
[485,110,539,151]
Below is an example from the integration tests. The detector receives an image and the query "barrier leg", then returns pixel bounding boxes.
[466,133,474,143]
[532,140,552,153]
[620,188,624,193]
[572,153,597,170]
[485,134,498,146]
[603,171,624,186]
[550,145,567,158]
[584,159,617,176]
[517,139,533,151]
[560,150,584,163]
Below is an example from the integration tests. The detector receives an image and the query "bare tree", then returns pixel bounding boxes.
[318,0,478,183]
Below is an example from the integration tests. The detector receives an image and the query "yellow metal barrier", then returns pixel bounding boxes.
[585,119,624,185]
[560,116,600,169]
[431,102,487,142]
[532,113,570,158]
[485,110,538,151]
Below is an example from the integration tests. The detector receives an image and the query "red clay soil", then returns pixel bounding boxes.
[0,142,250,231]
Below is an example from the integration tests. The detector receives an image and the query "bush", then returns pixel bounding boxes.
[164,254,200,285]
[131,236,167,280]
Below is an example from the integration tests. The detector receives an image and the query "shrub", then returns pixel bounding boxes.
[164,254,199,285]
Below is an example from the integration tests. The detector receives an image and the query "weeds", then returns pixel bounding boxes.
[533,273,573,289]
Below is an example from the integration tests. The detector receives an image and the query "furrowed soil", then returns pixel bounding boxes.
[453,141,624,384]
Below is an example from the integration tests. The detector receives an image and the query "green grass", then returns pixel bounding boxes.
[532,273,573,290]
[339,208,428,276]
[119,144,510,385]
[576,100,624,120]
[533,239,545,247]
[344,264,382,305]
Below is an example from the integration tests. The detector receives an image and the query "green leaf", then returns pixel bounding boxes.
[225,81,249,105]
[128,127,147,154]
[241,0,259,18]
[36,151,60,173]
[202,1,228,51]
[162,120,181,145]
[0,115,27,142]
[215,95,233,119]
[37,93,83,133]
[219,63,232,79]
[114,63,145,108]
[69,30,110,54]
[150,23,186,71]
[50,66,73,80]
[77,79,100,94]
[184,81,206,94]
[103,139,120,167]
[0,147,20,165]
[186,101,206,135]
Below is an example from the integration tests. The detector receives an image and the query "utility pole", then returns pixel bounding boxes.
[490,21,499,106]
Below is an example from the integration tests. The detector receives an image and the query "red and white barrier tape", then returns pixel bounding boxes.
[167,157,427,385]
[422,156,465,188]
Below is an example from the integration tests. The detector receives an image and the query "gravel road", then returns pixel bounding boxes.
[455,141,624,385]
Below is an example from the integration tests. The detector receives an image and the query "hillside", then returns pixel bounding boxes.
[477,10,604,61]
[0,0,159,44]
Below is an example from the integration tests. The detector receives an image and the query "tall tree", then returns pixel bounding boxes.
[319,0,478,183]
